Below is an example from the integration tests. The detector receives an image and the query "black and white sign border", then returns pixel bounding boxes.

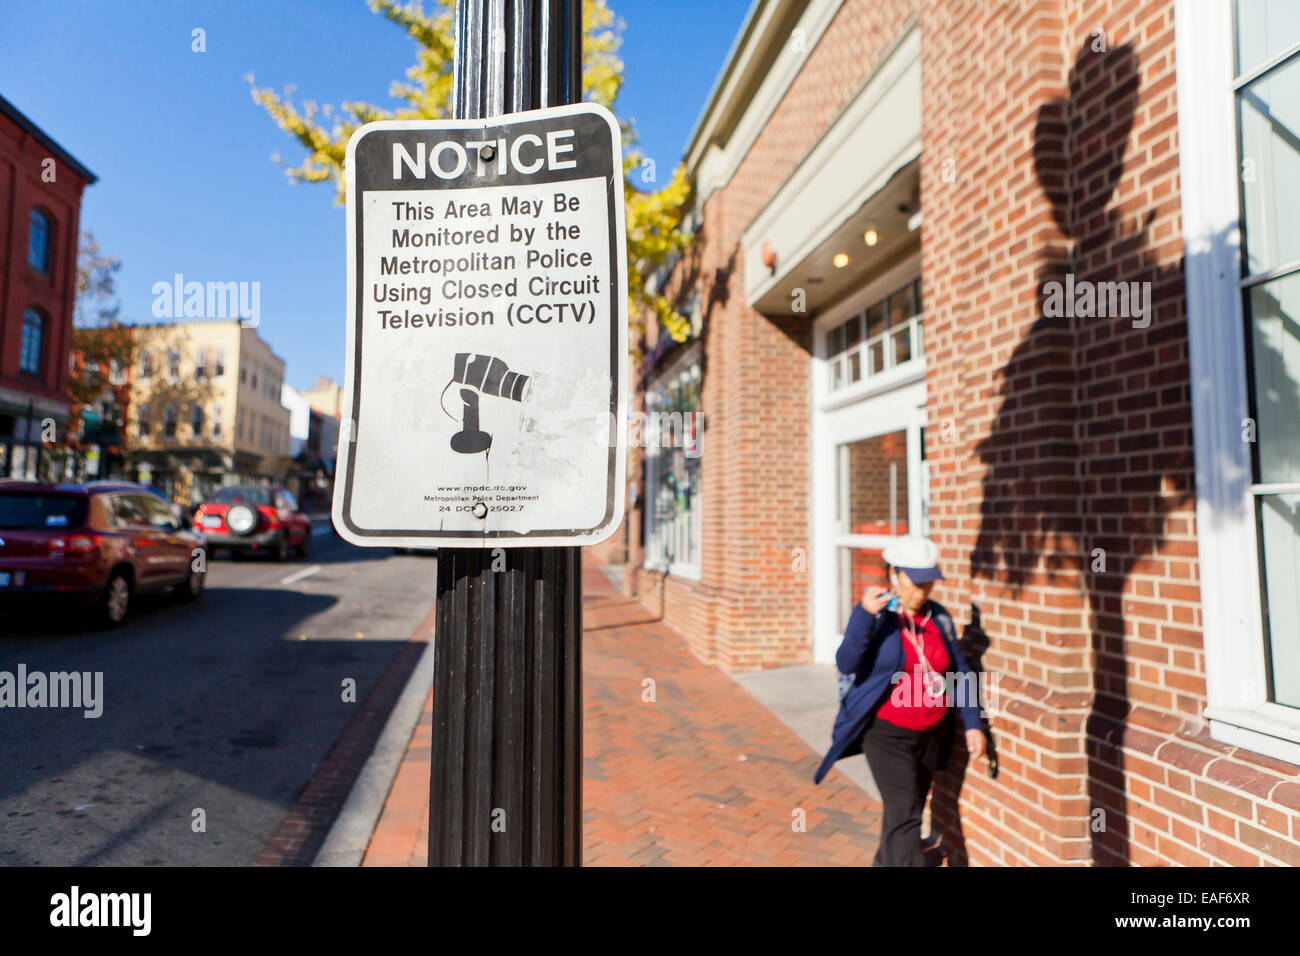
[333,102,628,548]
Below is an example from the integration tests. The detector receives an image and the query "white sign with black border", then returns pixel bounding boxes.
[333,103,628,548]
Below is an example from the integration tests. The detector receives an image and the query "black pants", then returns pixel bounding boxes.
[861,715,948,867]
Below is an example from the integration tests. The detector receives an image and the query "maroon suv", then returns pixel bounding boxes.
[0,481,208,628]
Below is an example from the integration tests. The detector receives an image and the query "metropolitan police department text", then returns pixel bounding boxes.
[374,128,601,331]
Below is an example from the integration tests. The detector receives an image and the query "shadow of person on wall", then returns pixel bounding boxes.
[929,604,997,866]
[961,38,1198,865]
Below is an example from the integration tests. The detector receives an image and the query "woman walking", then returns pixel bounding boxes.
[814,535,988,866]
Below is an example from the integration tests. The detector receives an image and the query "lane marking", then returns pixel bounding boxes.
[281,564,323,585]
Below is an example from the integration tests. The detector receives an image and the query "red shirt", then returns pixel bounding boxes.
[874,609,952,731]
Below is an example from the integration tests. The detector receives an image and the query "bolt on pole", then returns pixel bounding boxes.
[429,0,584,867]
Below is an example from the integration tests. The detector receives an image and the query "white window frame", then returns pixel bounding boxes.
[1176,0,1300,764]
[815,255,923,411]
[810,253,927,662]
[643,342,703,581]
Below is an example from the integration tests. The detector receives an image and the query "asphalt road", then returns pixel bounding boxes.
[0,522,436,865]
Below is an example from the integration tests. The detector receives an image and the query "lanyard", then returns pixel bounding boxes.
[899,606,934,669]
[899,605,945,697]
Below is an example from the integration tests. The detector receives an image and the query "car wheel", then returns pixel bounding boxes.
[297,530,311,559]
[98,571,132,628]
[271,536,288,562]
[175,565,205,601]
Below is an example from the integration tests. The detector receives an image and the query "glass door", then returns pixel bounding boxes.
[832,413,928,632]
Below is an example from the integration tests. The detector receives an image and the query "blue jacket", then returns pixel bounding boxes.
[814,600,982,784]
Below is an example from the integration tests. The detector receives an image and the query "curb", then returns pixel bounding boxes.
[253,600,434,866]
[312,637,435,867]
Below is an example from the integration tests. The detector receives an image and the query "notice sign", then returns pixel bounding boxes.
[334,103,628,548]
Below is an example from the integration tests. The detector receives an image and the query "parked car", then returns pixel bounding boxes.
[195,485,312,561]
[0,481,208,628]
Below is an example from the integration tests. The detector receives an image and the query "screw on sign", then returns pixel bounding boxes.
[332,103,628,549]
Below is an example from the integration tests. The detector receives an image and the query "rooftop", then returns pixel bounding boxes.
[0,94,98,184]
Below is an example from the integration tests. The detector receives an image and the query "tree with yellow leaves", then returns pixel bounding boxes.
[248,0,693,353]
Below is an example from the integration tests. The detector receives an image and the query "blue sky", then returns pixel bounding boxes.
[0,0,749,390]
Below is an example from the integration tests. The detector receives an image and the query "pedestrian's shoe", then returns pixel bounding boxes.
[921,832,945,867]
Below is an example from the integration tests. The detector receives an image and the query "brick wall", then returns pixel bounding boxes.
[624,0,1300,864]
[0,109,90,411]
[634,0,924,670]
[921,0,1300,865]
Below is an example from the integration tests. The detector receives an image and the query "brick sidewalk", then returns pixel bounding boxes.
[362,566,883,866]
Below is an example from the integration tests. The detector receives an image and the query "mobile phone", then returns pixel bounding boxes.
[885,591,900,612]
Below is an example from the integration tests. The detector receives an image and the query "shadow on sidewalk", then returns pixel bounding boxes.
[365,565,889,866]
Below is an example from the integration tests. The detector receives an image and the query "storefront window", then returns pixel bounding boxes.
[645,355,702,577]
[1236,3,1300,708]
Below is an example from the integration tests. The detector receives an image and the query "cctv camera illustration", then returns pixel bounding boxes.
[441,352,533,455]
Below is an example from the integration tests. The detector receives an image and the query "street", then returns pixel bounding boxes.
[0,521,436,865]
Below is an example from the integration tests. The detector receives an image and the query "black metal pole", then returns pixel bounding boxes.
[430,0,584,867]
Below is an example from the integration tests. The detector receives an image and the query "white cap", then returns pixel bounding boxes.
[881,535,944,582]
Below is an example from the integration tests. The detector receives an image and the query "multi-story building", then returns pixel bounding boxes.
[618,0,1300,866]
[126,319,291,504]
[0,94,96,477]
[300,375,343,419]
[282,381,339,511]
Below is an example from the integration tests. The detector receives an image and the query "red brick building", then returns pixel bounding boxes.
[0,94,97,477]
[616,0,1300,865]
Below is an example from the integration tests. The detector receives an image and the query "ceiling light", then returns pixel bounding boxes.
[863,228,879,246]
[832,252,849,268]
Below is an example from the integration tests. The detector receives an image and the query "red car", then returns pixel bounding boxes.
[195,485,312,561]
[0,481,208,628]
